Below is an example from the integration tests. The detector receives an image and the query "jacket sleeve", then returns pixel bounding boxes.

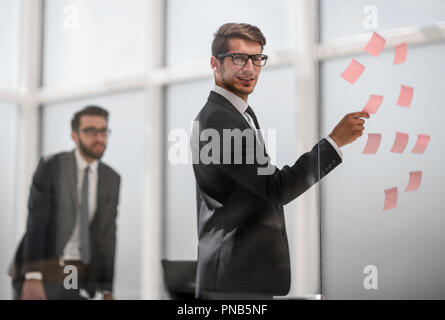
[201,110,342,206]
[22,157,54,274]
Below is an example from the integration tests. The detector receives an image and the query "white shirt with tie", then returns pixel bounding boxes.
[63,148,99,261]
[25,149,99,280]
[211,85,343,158]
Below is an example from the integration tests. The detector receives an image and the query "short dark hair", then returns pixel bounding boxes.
[71,105,109,132]
[212,23,266,57]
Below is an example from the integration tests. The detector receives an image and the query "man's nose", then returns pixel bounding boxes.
[95,133,107,142]
[242,57,255,71]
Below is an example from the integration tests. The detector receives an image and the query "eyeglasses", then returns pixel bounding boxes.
[80,127,111,137]
[217,53,268,67]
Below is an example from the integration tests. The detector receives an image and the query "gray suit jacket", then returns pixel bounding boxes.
[8,150,120,293]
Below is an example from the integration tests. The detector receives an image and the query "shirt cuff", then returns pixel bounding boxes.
[25,272,43,281]
[325,136,343,159]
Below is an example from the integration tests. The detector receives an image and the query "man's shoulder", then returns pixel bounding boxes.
[196,91,243,128]
[31,151,73,181]
[38,150,72,169]
[99,162,121,182]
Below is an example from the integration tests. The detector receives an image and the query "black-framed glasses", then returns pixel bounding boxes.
[217,53,268,67]
[80,127,111,137]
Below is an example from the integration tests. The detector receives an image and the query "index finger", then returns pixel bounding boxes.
[350,111,370,119]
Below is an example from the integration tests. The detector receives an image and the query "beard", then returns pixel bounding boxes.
[78,137,106,160]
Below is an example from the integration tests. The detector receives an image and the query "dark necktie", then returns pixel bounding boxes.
[80,166,90,264]
[245,106,265,147]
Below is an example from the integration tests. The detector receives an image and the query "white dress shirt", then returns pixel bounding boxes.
[212,85,343,158]
[212,85,260,140]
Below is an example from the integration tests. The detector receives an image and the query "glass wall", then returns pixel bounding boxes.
[0,104,18,299]
[319,0,445,298]
[166,0,296,66]
[43,0,147,88]
[3,0,445,301]
[320,0,445,41]
[0,0,20,300]
[3,0,151,300]
[0,0,20,89]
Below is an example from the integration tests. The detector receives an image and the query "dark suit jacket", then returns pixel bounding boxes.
[8,150,120,294]
[191,91,342,298]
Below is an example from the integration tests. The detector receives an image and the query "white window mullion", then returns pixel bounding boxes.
[0,90,22,104]
[14,0,43,243]
[141,0,165,300]
[291,0,321,299]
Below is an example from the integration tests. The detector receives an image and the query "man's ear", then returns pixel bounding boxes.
[71,131,78,145]
[210,56,219,72]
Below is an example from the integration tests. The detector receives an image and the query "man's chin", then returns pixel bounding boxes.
[84,150,104,160]
[240,88,255,96]
[92,145,106,157]
[234,85,255,96]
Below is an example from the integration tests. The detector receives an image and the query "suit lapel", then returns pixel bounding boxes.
[92,163,105,229]
[56,150,78,254]
[208,91,252,130]
[66,150,78,212]
[208,91,268,153]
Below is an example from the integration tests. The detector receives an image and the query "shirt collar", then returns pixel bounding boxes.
[74,148,99,173]
[212,85,249,115]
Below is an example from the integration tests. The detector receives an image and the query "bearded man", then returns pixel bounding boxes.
[9,106,120,300]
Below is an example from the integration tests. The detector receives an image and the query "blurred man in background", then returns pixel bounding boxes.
[9,106,121,300]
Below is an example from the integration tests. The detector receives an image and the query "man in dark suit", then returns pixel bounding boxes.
[191,23,370,299]
[8,106,120,300]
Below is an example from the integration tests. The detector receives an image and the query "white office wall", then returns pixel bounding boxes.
[319,42,445,299]
[41,91,146,299]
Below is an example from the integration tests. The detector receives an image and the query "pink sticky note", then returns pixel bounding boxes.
[362,133,381,154]
[397,85,414,107]
[383,187,398,211]
[405,171,422,192]
[411,134,431,154]
[364,32,386,57]
[340,59,365,84]
[394,43,407,64]
[363,95,383,114]
[390,132,409,153]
